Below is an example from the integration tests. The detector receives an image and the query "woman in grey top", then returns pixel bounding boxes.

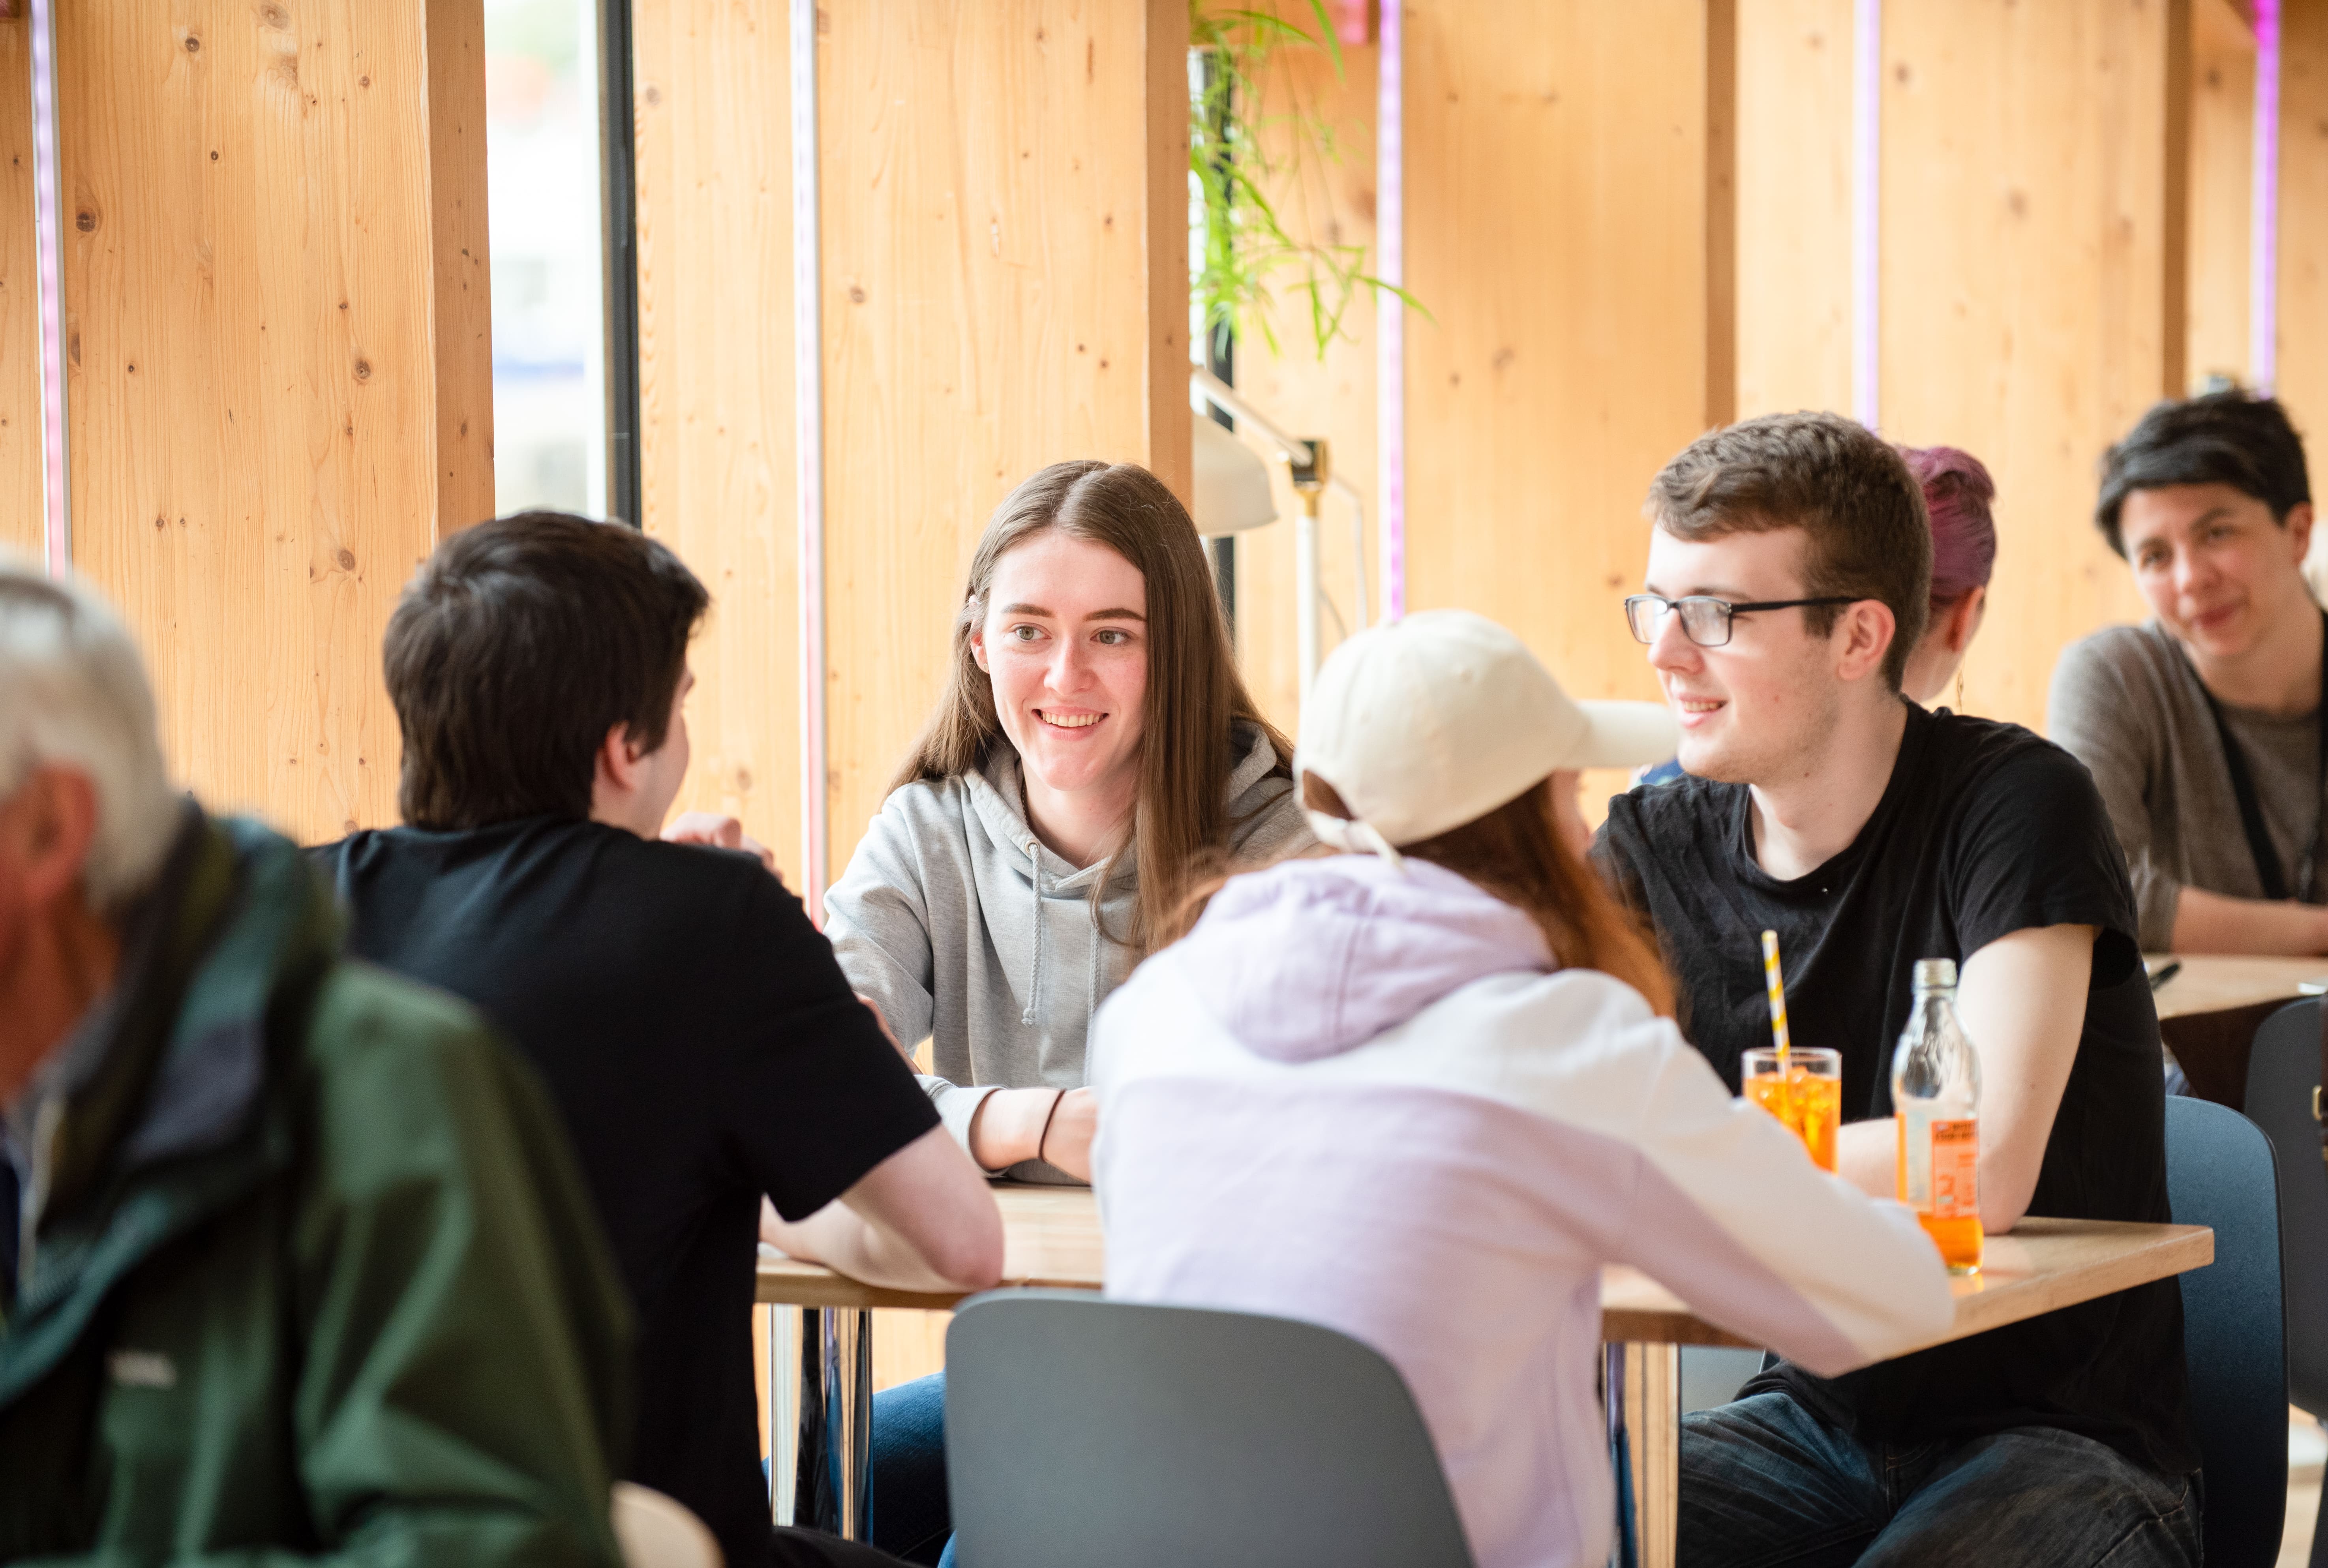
[2050,391,2327,954]
[824,460,1306,1566]
[823,461,1307,1189]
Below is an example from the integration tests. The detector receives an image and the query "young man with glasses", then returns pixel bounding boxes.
[2050,391,2328,955]
[1597,413,2196,1567]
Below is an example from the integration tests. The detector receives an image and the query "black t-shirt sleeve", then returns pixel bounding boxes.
[712,872,942,1220]
[1946,740,2144,989]
[1591,803,1651,915]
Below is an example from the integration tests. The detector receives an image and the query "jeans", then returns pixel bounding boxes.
[768,1524,920,1568]
[869,1373,955,1568]
[1678,1392,2201,1568]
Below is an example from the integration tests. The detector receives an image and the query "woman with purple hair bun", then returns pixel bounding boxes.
[1897,444,1998,705]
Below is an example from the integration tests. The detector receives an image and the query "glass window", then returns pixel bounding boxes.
[484,0,606,518]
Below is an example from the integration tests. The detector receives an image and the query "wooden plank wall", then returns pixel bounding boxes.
[644,0,1197,1402]
[631,0,803,880]
[2279,0,2328,453]
[2187,0,2255,389]
[56,1,492,843]
[819,0,1192,877]
[1232,37,1380,729]
[1233,0,2241,764]
[0,15,38,563]
[1735,0,1854,417]
[1876,0,2176,731]
[1401,1,1717,718]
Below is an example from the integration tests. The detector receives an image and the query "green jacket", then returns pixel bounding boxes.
[0,812,632,1566]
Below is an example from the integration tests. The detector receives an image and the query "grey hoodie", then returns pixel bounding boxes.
[823,722,1308,1178]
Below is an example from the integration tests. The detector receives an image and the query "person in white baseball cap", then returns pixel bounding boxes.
[1088,607,1955,1568]
[1293,608,1678,861]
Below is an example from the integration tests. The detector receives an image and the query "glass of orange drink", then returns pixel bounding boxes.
[1743,1047,1843,1173]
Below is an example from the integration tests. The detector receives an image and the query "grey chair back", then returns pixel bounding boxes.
[943,1290,1475,1568]
[2242,1001,2328,1568]
[2245,1000,2328,1416]
[2166,1095,2287,1568]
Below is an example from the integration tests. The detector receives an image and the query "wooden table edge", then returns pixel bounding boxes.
[757,1219,2215,1348]
[1914,1221,2212,1352]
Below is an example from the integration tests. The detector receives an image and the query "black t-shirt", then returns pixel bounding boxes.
[1597,704,2196,1478]
[311,819,939,1568]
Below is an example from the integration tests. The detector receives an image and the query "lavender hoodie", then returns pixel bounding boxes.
[1088,855,1955,1568]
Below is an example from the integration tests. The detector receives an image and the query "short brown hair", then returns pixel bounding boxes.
[1647,412,1932,691]
[385,511,709,829]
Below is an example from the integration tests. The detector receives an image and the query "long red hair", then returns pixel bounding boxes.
[1167,773,1675,1017]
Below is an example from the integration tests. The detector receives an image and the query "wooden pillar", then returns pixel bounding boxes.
[1735,0,1855,417]
[820,0,1193,870]
[631,1,803,877]
[1877,0,2182,732]
[56,0,492,843]
[2187,0,2256,390]
[0,15,36,563]
[1401,1,1721,710]
[2277,0,2328,446]
[1231,32,1382,731]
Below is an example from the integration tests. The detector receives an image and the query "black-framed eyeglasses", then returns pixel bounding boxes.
[1623,593,1862,648]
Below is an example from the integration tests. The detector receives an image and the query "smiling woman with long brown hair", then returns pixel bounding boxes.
[812,459,1307,1568]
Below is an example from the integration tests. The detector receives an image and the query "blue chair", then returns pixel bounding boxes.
[2244,1000,2328,1566]
[2165,1095,2287,1568]
[941,1290,1475,1568]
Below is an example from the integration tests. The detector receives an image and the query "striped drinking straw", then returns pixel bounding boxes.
[1761,929,1792,1067]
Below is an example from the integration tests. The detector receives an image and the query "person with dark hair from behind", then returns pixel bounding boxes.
[2050,391,2328,954]
[1599,414,2197,1566]
[0,560,628,1563]
[311,511,1003,1568]
[1895,445,1997,704]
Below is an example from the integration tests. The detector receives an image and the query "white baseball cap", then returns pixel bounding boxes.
[1294,609,1677,856]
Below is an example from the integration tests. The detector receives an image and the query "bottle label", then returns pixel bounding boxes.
[1928,1118,1978,1219]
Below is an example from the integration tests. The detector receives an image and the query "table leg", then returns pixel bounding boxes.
[785,1307,876,1540]
[765,1305,799,1524]
[1606,1343,1680,1568]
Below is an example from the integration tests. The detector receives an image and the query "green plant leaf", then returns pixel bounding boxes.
[1188,0,1422,362]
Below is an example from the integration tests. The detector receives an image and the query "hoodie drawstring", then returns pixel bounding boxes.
[1022,843,1045,1027]
[1086,891,1103,1045]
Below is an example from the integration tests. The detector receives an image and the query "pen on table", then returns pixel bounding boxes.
[2147,960,2181,992]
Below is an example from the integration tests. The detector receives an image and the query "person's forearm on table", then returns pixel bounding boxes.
[1831,927,2091,1235]
[966,1086,1051,1168]
[1955,925,2093,1233]
[761,1124,1004,1292]
[965,1085,1096,1180]
[766,1201,994,1294]
[1837,1117,1897,1201]
[2169,883,2328,956]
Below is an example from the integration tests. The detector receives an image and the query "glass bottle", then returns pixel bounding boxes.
[1892,957,1983,1275]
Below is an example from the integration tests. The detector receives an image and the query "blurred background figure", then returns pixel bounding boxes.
[2051,392,2327,957]
[1897,445,1998,707]
[0,557,631,1565]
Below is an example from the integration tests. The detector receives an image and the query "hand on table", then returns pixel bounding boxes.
[662,811,779,878]
[966,1086,1099,1181]
[1040,1088,1098,1182]
[760,1195,825,1260]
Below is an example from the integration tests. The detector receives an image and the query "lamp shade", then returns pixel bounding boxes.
[1192,416,1279,535]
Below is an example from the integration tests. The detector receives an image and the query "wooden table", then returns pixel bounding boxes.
[2148,953,2328,1022]
[2147,953,2324,1105]
[757,1187,2211,1566]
